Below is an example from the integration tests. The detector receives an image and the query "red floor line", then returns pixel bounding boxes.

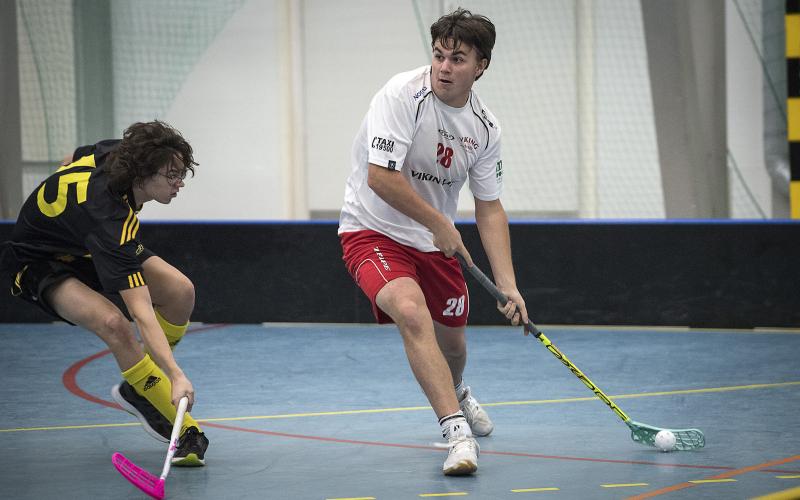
[60,327,800,475]
[625,454,800,500]
[198,421,785,472]
[61,324,227,409]
[62,348,119,409]
[202,421,443,451]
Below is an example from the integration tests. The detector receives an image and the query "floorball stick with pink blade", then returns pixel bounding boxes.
[112,396,189,499]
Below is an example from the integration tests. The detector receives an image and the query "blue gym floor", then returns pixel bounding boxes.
[0,322,798,499]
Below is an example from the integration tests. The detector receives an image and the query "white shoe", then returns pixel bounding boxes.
[441,421,479,476]
[459,386,494,437]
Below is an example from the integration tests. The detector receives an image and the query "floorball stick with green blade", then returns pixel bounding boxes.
[457,254,704,451]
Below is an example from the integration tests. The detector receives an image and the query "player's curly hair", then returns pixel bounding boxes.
[107,120,197,192]
[430,8,496,80]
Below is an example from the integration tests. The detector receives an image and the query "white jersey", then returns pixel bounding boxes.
[339,65,503,252]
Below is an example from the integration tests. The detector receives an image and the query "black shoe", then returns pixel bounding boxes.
[171,426,208,466]
[111,381,172,442]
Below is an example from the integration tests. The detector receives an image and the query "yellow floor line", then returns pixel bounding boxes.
[419,493,468,497]
[776,475,800,479]
[483,381,800,408]
[688,478,738,484]
[200,380,800,422]
[753,485,800,500]
[601,483,649,488]
[326,497,376,500]
[2,380,798,433]
[510,487,560,493]
[0,422,140,432]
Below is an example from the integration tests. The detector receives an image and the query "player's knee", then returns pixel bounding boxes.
[440,345,466,366]
[160,274,195,319]
[174,275,195,312]
[438,337,466,360]
[100,312,137,349]
[392,299,428,333]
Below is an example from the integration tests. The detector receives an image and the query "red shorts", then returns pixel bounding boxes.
[340,230,469,327]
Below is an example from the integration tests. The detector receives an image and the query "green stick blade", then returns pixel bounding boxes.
[626,420,705,451]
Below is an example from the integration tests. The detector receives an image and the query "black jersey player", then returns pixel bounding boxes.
[1,121,208,465]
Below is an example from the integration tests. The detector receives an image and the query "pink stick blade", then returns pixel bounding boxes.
[112,452,166,500]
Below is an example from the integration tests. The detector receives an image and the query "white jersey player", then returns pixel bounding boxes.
[338,8,529,477]
[339,64,503,252]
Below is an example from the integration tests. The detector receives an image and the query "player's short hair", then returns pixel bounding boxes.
[430,8,496,79]
[108,120,197,192]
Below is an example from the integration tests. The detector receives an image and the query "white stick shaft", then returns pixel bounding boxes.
[159,396,189,480]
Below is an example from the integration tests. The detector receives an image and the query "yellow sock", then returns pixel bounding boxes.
[122,354,200,435]
[154,309,189,350]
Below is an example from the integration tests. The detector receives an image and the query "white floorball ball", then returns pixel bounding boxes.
[655,430,677,452]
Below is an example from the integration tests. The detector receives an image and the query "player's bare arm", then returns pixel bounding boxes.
[474,197,528,327]
[367,163,473,265]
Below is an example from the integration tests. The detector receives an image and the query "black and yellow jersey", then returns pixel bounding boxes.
[1,140,148,292]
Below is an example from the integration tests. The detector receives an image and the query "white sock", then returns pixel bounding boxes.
[454,380,467,401]
[439,411,470,440]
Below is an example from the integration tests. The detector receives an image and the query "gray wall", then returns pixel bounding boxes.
[3,0,779,221]
[0,0,22,219]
